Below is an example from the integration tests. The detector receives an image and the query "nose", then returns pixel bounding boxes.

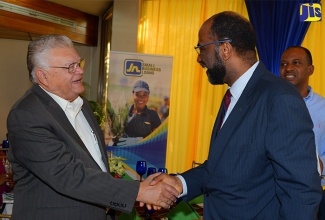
[196,54,202,64]
[285,63,296,72]
[75,65,84,75]
[197,55,206,68]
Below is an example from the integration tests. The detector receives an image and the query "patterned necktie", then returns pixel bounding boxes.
[223,89,232,112]
[219,89,232,129]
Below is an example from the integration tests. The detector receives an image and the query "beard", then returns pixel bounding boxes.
[206,51,226,85]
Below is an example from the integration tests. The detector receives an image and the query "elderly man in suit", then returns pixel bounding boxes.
[151,11,322,219]
[6,34,178,220]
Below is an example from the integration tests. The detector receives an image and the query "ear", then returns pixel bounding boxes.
[35,69,48,86]
[220,42,232,61]
[308,64,314,76]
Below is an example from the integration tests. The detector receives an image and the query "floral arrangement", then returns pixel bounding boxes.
[108,156,127,178]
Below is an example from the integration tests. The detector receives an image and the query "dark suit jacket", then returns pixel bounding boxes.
[182,62,322,220]
[7,84,140,220]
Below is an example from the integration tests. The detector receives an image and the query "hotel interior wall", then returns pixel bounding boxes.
[0,0,140,140]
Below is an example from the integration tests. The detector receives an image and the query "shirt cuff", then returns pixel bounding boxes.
[320,157,325,177]
[176,175,187,197]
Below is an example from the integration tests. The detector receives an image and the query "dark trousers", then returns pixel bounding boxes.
[318,190,325,220]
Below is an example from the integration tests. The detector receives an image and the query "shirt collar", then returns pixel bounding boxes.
[229,61,259,100]
[303,86,313,103]
[39,85,83,113]
[129,105,149,116]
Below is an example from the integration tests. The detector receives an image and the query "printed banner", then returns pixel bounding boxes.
[106,51,173,179]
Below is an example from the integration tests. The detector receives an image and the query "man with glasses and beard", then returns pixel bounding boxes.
[150,11,321,219]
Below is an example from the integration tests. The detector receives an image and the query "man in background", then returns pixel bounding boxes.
[280,46,325,219]
[151,11,321,219]
[7,34,178,220]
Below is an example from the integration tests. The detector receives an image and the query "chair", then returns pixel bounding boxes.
[0,213,11,219]
[0,152,13,219]
[192,161,202,168]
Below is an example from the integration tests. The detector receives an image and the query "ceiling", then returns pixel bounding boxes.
[0,0,113,42]
[48,0,113,16]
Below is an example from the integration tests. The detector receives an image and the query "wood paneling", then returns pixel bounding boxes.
[0,0,99,46]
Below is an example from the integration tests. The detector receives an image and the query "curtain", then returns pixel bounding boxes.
[137,0,324,173]
[245,0,320,76]
[302,19,325,96]
[138,0,248,173]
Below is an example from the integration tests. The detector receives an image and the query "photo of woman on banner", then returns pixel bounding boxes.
[117,80,161,146]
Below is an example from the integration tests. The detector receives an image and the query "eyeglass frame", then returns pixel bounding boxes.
[194,39,232,55]
[48,58,85,73]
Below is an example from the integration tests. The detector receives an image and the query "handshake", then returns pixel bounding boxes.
[135,173,183,210]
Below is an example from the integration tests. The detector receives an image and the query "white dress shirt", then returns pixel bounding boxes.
[221,61,258,126]
[41,86,107,172]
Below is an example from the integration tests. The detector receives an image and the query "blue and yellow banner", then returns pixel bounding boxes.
[105,51,173,178]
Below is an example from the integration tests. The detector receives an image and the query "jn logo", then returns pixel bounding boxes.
[300,3,322,22]
[124,60,143,76]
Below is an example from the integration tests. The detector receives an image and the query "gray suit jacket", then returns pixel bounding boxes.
[182,62,322,220]
[7,84,139,220]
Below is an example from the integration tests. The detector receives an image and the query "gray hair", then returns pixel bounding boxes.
[27,34,74,83]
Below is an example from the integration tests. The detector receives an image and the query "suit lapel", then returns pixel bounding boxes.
[210,101,225,142]
[31,85,98,162]
[207,100,250,173]
[207,63,266,175]
[82,101,109,171]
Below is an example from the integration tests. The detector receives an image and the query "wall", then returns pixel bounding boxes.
[0,0,140,141]
[0,38,100,141]
[0,39,30,141]
[76,44,100,100]
[111,0,139,52]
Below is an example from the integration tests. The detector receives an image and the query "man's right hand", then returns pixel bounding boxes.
[136,173,179,209]
[150,173,183,194]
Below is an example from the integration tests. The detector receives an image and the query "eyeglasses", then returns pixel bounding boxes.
[194,39,232,55]
[49,59,85,73]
